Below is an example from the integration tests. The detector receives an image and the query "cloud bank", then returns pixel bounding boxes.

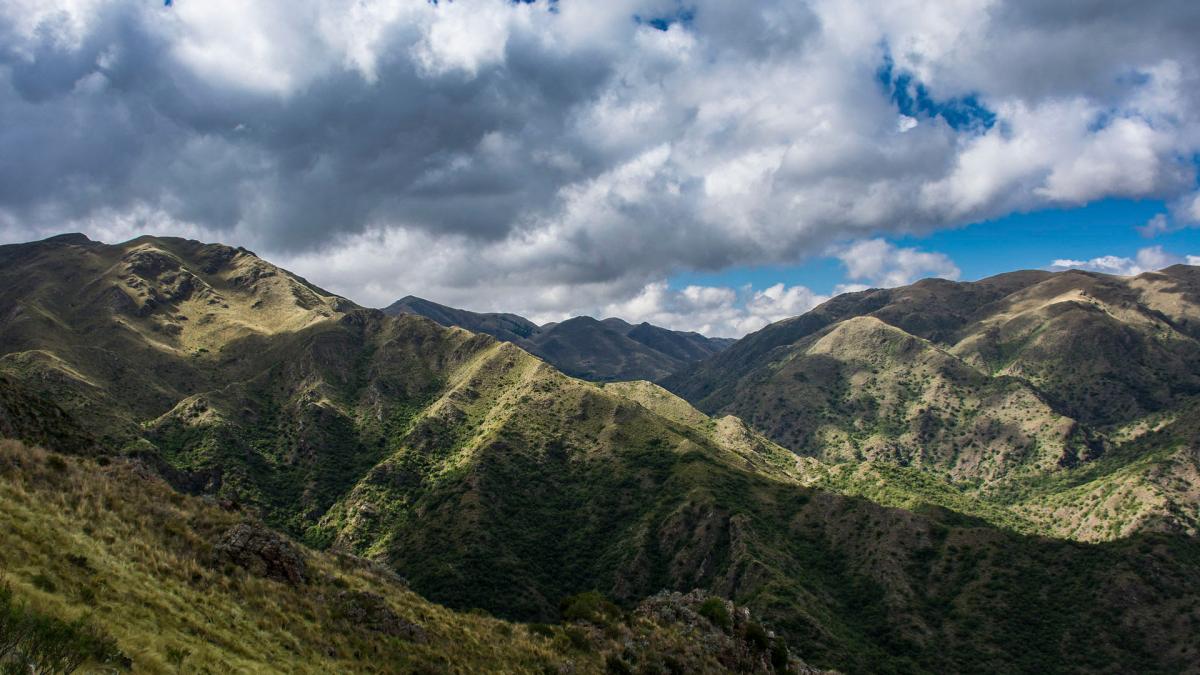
[1051,246,1200,277]
[2,0,1199,335]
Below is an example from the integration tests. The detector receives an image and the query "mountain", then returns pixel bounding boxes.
[664,268,1200,541]
[2,234,1199,673]
[383,295,731,381]
[0,438,815,673]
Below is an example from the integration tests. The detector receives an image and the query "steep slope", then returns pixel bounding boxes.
[5,234,1200,673]
[665,268,1200,541]
[309,347,1200,673]
[383,295,730,381]
[0,439,814,674]
[0,233,352,446]
[385,295,540,343]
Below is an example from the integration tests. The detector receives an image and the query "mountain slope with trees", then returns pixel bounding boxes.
[384,295,732,382]
[2,234,1199,673]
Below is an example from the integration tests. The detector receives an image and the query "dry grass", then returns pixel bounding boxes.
[0,439,595,674]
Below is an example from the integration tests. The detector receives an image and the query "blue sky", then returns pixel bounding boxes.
[670,198,1200,296]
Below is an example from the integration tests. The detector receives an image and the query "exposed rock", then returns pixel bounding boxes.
[632,590,828,674]
[333,590,427,642]
[213,523,307,585]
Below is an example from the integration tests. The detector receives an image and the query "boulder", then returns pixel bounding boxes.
[334,590,427,642]
[213,523,307,585]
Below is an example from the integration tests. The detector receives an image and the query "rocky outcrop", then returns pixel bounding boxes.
[333,590,427,642]
[213,523,307,585]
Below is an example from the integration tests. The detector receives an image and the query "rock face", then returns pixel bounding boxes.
[213,523,307,585]
[334,590,427,642]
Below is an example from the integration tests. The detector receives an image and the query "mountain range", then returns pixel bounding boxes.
[1,233,1199,673]
[383,295,733,382]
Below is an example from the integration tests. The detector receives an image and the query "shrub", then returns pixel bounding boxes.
[30,573,56,593]
[769,639,790,670]
[605,654,633,674]
[742,621,770,651]
[166,645,191,671]
[560,591,621,627]
[698,597,732,631]
[562,625,592,651]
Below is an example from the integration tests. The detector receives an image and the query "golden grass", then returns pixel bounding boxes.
[0,439,598,674]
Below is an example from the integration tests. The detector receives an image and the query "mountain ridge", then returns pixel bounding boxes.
[2,233,1200,672]
[664,265,1200,542]
[383,294,732,382]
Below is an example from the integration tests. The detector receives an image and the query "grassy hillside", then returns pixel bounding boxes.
[4,234,1200,673]
[665,268,1200,542]
[0,439,817,674]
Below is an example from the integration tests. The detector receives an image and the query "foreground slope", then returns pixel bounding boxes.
[665,269,1200,541]
[0,439,813,673]
[3,235,1200,672]
[384,295,730,381]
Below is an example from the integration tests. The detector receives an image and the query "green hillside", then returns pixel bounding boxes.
[0,438,814,673]
[3,234,1200,673]
[665,269,1200,542]
[384,296,730,382]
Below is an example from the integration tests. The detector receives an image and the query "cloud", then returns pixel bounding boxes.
[1050,245,1190,276]
[1,0,1199,335]
[599,280,828,338]
[1138,213,1172,237]
[834,239,960,288]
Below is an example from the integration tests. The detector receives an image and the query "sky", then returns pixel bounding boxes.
[2,1,1200,337]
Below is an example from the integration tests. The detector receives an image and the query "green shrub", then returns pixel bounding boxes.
[698,597,732,631]
[562,625,592,651]
[165,645,190,671]
[769,639,790,670]
[605,654,633,674]
[30,574,56,593]
[742,621,770,651]
[560,591,621,627]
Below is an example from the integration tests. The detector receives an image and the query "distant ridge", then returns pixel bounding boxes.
[383,295,731,381]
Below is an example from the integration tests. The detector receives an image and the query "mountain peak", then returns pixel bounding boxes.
[383,297,732,381]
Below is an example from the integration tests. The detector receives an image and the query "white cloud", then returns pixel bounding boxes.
[1138,213,1172,237]
[834,239,960,288]
[1050,245,1188,276]
[599,280,828,337]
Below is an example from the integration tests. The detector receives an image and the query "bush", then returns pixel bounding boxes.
[560,591,622,627]
[742,621,770,651]
[605,654,633,674]
[562,625,592,652]
[30,574,56,593]
[698,597,732,631]
[45,455,68,473]
[769,639,790,670]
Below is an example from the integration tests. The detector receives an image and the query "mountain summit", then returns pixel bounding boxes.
[383,295,731,381]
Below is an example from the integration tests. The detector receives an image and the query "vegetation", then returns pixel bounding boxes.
[3,235,1200,672]
[0,439,814,673]
[665,268,1200,542]
[0,582,126,673]
[384,296,730,383]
